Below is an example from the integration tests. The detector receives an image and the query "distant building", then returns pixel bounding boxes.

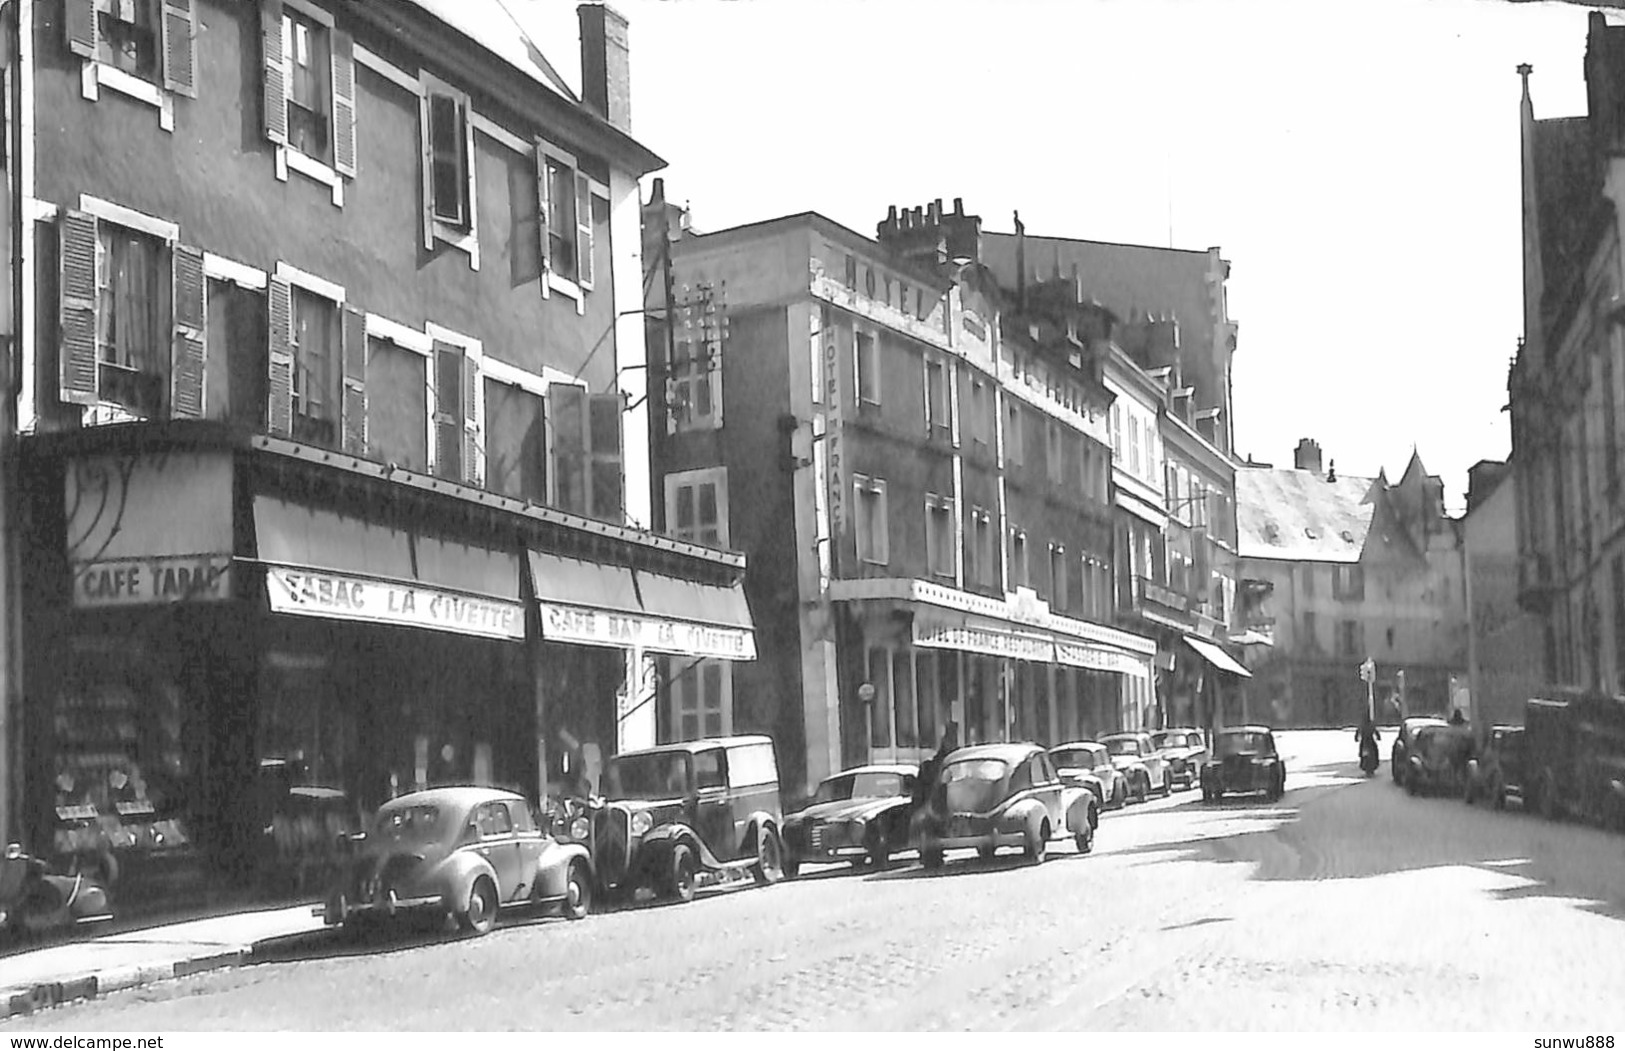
[1462,461,1544,727]
[1237,442,1468,727]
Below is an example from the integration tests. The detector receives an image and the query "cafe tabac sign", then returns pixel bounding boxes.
[75,554,234,608]
[266,566,526,642]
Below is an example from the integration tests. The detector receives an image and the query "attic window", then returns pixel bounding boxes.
[1304,528,1320,540]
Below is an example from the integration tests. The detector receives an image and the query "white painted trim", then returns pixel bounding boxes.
[470,111,527,156]
[274,146,289,183]
[78,195,180,242]
[365,313,433,355]
[284,147,344,207]
[96,64,163,110]
[27,198,58,223]
[202,253,268,290]
[19,0,38,431]
[80,61,98,101]
[588,177,610,202]
[425,321,484,360]
[353,45,418,93]
[480,356,549,397]
[274,261,345,303]
[548,272,586,316]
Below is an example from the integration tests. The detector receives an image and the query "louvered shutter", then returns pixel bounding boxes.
[64,0,97,58]
[462,353,481,486]
[266,277,294,435]
[340,305,367,454]
[534,144,552,295]
[418,94,436,250]
[588,393,623,522]
[260,0,287,146]
[58,211,100,406]
[330,30,357,177]
[170,244,206,417]
[575,173,594,290]
[160,0,197,98]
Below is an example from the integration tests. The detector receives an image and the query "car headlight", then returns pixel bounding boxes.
[630,811,654,836]
[569,817,591,841]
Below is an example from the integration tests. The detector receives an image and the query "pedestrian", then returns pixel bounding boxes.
[556,727,591,800]
[1450,708,1466,726]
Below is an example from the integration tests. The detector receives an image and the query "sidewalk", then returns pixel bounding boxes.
[0,903,326,1021]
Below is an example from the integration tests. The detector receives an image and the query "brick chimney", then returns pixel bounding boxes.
[579,4,631,133]
[875,197,982,272]
[1294,438,1324,475]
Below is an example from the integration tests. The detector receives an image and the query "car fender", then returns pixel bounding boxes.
[740,811,782,857]
[441,850,499,909]
[533,839,591,899]
[641,823,726,871]
[1000,797,1049,835]
[1063,792,1096,835]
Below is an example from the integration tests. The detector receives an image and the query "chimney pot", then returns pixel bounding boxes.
[953,197,964,215]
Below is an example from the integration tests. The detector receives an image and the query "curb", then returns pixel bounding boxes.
[1,949,250,1022]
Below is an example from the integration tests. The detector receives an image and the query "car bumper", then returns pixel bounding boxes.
[322,890,444,925]
[792,844,871,863]
[928,830,1025,853]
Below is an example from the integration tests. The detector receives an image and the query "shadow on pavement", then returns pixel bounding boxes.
[860,846,1096,883]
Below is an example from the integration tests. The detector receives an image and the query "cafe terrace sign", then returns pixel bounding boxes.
[540,602,757,661]
[266,566,525,641]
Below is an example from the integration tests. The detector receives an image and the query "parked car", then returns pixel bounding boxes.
[256,758,363,897]
[1392,716,1449,787]
[1200,727,1286,802]
[1150,728,1208,790]
[323,787,591,936]
[559,735,786,904]
[1100,732,1171,798]
[1048,742,1128,810]
[1465,726,1527,811]
[911,743,1096,868]
[781,765,917,876]
[1405,724,1474,798]
[1524,691,1625,827]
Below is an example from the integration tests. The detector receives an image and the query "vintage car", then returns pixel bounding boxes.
[1100,732,1171,798]
[256,758,363,897]
[1465,725,1526,811]
[323,786,591,936]
[911,743,1096,868]
[557,735,786,904]
[1405,724,1474,798]
[1391,715,1450,786]
[1048,742,1128,810]
[1150,728,1209,790]
[781,765,917,876]
[1200,727,1286,802]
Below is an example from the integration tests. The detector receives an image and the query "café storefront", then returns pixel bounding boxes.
[19,428,754,908]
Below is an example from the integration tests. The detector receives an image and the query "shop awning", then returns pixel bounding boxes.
[913,610,1056,663]
[1183,634,1252,678]
[527,551,757,661]
[253,497,525,641]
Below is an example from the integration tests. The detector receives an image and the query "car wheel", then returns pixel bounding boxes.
[666,845,697,904]
[1112,780,1126,808]
[751,827,785,886]
[1024,820,1048,865]
[1135,775,1149,804]
[562,859,592,921]
[1158,772,1172,798]
[1074,818,1094,855]
[457,876,498,936]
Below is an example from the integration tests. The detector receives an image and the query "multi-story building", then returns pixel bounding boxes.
[0,0,758,901]
[1463,460,1545,727]
[1237,441,1468,726]
[1509,17,1625,695]
[644,198,1158,794]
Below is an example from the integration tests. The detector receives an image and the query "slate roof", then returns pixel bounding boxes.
[1236,467,1376,564]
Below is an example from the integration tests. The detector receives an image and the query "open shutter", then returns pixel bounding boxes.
[64,0,98,58]
[340,305,367,454]
[330,30,357,177]
[170,244,206,418]
[575,173,594,291]
[160,0,198,98]
[534,144,552,295]
[588,393,623,522]
[260,0,287,146]
[58,211,100,406]
[418,95,436,249]
[266,277,294,435]
[462,353,481,486]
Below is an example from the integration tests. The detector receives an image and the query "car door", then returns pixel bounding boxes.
[507,800,547,900]
[473,801,523,901]
[1032,752,1064,830]
[692,747,734,860]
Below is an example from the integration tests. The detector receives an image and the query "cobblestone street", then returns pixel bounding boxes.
[8,731,1624,1031]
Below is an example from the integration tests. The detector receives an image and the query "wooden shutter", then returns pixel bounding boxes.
[575,173,594,290]
[170,244,206,418]
[534,143,552,295]
[418,94,436,250]
[260,0,287,146]
[546,383,586,514]
[58,211,100,406]
[266,277,294,435]
[340,305,367,454]
[160,0,197,98]
[588,393,623,522]
[64,0,98,58]
[330,30,357,177]
[462,353,481,486]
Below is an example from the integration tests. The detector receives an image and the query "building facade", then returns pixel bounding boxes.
[1463,460,1545,727]
[646,199,1158,795]
[1,0,757,902]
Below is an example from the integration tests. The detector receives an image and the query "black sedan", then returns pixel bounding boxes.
[782,765,918,875]
[1200,726,1286,803]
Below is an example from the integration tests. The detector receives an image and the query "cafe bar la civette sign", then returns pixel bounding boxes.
[265,566,526,642]
[539,602,757,661]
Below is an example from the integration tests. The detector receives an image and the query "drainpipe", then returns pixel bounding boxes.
[0,0,19,847]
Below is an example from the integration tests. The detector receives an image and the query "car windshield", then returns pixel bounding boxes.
[1105,738,1141,757]
[1153,732,1191,750]
[815,771,906,802]
[1050,748,1101,770]
[1215,732,1272,757]
[942,758,1008,812]
[375,804,442,843]
[606,752,690,800]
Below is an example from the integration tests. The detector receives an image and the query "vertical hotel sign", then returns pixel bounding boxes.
[821,305,845,576]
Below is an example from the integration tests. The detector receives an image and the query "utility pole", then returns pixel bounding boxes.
[0,0,20,848]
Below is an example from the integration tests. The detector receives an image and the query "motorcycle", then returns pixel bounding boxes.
[1359,737,1380,777]
[0,843,114,943]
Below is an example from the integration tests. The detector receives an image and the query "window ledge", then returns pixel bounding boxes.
[432,221,481,271]
[83,61,175,132]
[548,273,586,316]
[280,147,345,208]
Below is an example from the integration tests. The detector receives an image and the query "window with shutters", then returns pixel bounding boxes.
[284,8,331,163]
[669,334,719,431]
[1009,527,1029,589]
[665,468,727,547]
[854,475,889,565]
[925,495,954,579]
[96,0,161,82]
[261,0,356,196]
[205,277,267,426]
[668,658,730,742]
[65,0,198,121]
[290,287,339,447]
[432,342,465,481]
[1050,543,1068,610]
[924,356,948,434]
[365,333,428,473]
[538,149,594,292]
[968,506,994,587]
[94,222,171,418]
[484,378,546,503]
[855,329,880,406]
[419,73,478,262]
[1005,401,1024,466]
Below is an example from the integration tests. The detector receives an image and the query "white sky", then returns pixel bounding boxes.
[513,0,1605,512]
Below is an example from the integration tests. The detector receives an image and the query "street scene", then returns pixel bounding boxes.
[1,0,1625,1034]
